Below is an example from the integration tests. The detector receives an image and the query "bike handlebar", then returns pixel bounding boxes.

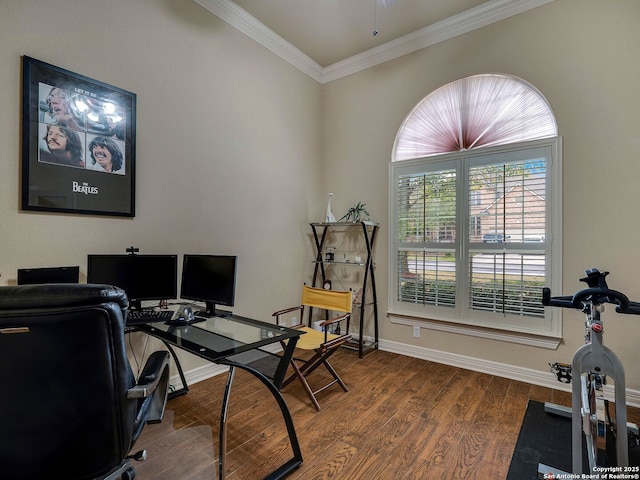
[574,287,629,312]
[541,288,574,308]
[542,269,640,315]
[628,300,640,314]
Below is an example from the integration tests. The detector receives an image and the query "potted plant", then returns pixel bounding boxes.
[340,202,371,223]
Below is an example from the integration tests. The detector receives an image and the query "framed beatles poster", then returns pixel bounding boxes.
[21,56,136,217]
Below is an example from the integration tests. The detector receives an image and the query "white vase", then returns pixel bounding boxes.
[325,193,337,223]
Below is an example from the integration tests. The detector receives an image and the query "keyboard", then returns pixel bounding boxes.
[126,309,174,325]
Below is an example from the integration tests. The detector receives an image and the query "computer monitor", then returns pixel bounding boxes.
[180,254,237,317]
[87,254,178,310]
[17,266,80,285]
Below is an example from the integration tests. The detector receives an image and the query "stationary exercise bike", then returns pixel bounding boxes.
[539,268,640,476]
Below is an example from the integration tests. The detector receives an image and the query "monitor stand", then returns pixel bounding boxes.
[129,299,144,311]
[197,301,232,318]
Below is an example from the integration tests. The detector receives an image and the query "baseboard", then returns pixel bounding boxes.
[377,338,640,408]
[169,362,227,390]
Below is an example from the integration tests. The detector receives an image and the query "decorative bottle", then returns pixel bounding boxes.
[325,193,337,223]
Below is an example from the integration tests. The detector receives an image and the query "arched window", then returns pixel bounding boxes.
[394,74,557,160]
[389,74,562,343]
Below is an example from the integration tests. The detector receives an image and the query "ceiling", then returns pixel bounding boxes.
[192,0,554,83]
[231,0,488,67]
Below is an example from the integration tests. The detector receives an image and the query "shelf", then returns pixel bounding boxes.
[310,221,378,227]
[342,338,377,355]
[312,261,371,267]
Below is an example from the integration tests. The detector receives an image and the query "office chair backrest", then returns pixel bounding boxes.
[0,284,137,479]
[301,285,352,313]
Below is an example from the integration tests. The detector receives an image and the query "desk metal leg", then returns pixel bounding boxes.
[217,360,303,480]
[162,341,189,399]
[219,365,236,480]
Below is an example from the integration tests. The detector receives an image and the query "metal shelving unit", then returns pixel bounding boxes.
[309,221,379,358]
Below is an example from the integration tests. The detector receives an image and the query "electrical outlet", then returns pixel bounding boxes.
[412,325,420,338]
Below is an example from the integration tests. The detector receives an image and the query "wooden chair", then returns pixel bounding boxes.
[273,285,352,411]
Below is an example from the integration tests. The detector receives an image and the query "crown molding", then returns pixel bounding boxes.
[193,0,555,84]
[321,0,555,83]
[192,0,324,80]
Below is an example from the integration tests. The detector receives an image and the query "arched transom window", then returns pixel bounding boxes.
[394,74,557,161]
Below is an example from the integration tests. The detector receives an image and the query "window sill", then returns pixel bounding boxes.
[388,312,561,350]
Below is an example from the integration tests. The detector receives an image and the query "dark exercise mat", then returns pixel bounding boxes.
[507,400,640,479]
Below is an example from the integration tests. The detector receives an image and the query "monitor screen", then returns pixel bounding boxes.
[87,254,177,310]
[180,254,237,317]
[17,266,80,285]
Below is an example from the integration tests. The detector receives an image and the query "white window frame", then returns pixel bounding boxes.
[388,137,562,347]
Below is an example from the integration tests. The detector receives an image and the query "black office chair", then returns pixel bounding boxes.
[0,284,171,480]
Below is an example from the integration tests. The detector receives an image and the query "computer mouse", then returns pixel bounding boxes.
[178,306,194,324]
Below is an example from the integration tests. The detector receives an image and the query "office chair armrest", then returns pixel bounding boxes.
[127,351,170,399]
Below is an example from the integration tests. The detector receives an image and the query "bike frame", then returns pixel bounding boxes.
[571,301,628,472]
[539,268,639,475]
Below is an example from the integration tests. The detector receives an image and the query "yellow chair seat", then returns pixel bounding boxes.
[296,326,342,350]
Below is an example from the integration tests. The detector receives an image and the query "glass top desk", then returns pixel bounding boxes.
[135,313,303,480]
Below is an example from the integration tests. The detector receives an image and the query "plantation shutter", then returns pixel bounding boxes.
[467,158,546,318]
[396,167,457,307]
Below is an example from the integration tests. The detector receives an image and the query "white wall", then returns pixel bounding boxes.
[0,0,323,372]
[322,0,640,389]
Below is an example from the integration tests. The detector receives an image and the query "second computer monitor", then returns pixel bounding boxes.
[87,254,178,310]
[180,254,237,317]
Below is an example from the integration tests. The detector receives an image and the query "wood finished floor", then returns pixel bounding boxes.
[134,349,640,480]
